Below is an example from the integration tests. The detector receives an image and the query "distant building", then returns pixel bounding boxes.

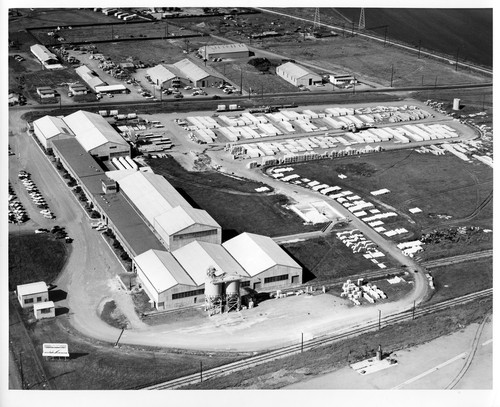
[36,86,56,99]
[94,84,130,94]
[329,74,357,86]
[173,58,223,88]
[30,44,63,69]
[33,301,55,320]
[68,83,88,95]
[75,65,107,91]
[17,281,49,308]
[276,62,322,87]
[147,64,181,89]
[33,115,75,149]
[63,110,130,159]
[198,43,250,59]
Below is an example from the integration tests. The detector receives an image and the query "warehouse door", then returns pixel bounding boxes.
[253,282,261,290]
[291,275,299,284]
[309,78,312,85]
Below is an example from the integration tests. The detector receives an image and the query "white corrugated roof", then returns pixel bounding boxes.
[154,206,220,236]
[30,44,58,63]
[33,301,55,311]
[114,171,190,226]
[147,64,177,84]
[75,65,106,90]
[201,43,249,57]
[63,110,128,152]
[17,281,48,297]
[278,62,320,80]
[173,58,213,83]
[33,115,74,140]
[134,249,195,292]
[173,241,248,286]
[223,232,301,277]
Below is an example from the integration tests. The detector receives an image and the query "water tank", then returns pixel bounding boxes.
[225,280,240,296]
[453,98,461,111]
[204,279,222,298]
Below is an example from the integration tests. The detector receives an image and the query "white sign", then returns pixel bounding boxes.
[42,343,69,358]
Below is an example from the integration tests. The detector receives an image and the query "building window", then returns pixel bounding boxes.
[264,274,289,284]
[172,289,204,300]
[41,308,51,314]
[240,281,250,288]
[24,298,34,304]
[36,297,42,302]
[172,229,218,241]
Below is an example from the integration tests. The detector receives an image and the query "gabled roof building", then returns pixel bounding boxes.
[276,62,322,87]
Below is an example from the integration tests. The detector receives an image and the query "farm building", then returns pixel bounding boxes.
[68,83,88,95]
[75,65,107,91]
[30,44,63,69]
[63,110,130,159]
[33,115,75,149]
[198,43,250,59]
[17,281,49,308]
[106,170,222,249]
[33,301,55,320]
[173,58,223,88]
[36,86,56,99]
[276,62,322,87]
[147,64,181,89]
[223,232,303,290]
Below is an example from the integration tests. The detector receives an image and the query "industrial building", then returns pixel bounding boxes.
[17,281,49,308]
[147,64,181,89]
[329,74,357,86]
[75,64,107,91]
[68,83,88,96]
[33,115,75,150]
[106,170,222,250]
[30,44,63,69]
[223,232,303,289]
[36,86,56,99]
[198,43,250,59]
[63,111,130,159]
[276,62,322,87]
[95,84,130,95]
[172,58,223,88]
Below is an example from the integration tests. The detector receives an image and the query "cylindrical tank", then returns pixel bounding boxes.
[204,279,222,298]
[225,280,240,296]
[453,98,461,111]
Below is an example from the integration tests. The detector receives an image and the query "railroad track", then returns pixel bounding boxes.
[143,288,492,390]
[423,250,492,269]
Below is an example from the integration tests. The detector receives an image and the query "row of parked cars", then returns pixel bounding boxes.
[18,170,55,219]
[8,182,28,224]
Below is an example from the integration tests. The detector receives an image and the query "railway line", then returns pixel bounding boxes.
[143,288,492,390]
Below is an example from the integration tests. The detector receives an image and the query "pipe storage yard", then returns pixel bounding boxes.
[173,103,463,165]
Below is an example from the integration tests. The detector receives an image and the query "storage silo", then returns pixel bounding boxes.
[204,267,223,316]
[225,279,241,312]
[453,98,461,111]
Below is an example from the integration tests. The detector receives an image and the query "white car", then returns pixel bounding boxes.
[184,86,192,90]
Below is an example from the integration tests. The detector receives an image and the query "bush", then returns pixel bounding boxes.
[67,179,77,187]
[56,163,63,170]
[73,186,82,194]
[63,173,71,179]
[120,252,131,261]
[112,239,121,249]
[79,195,87,202]
[90,210,100,218]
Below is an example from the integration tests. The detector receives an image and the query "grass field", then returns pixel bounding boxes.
[13,313,245,390]
[282,234,399,283]
[147,156,323,238]
[8,233,70,291]
[184,297,491,389]
[426,258,492,305]
[282,150,492,256]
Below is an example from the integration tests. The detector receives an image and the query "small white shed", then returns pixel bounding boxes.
[33,301,55,320]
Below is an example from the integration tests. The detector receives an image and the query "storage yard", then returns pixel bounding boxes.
[8,6,492,396]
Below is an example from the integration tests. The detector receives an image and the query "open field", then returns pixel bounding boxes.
[282,234,400,283]
[184,297,491,389]
[147,156,323,238]
[282,149,492,258]
[426,258,492,305]
[8,233,70,291]
[30,21,201,46]
[9,305,245,390]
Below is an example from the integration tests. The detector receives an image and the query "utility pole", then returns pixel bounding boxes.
[200,361,203,382]
[240,68,243,95]
[421,75,424,86]
[455,47,460,71]
[111,25,113,40]
[434,75,438,88]
[412,300,416,320]
[418,39,421,59]
[384,27,388,47]
[351,21,355,37]
[301,332,304,353]
[390,65,394,87]
[378,309,381,330]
